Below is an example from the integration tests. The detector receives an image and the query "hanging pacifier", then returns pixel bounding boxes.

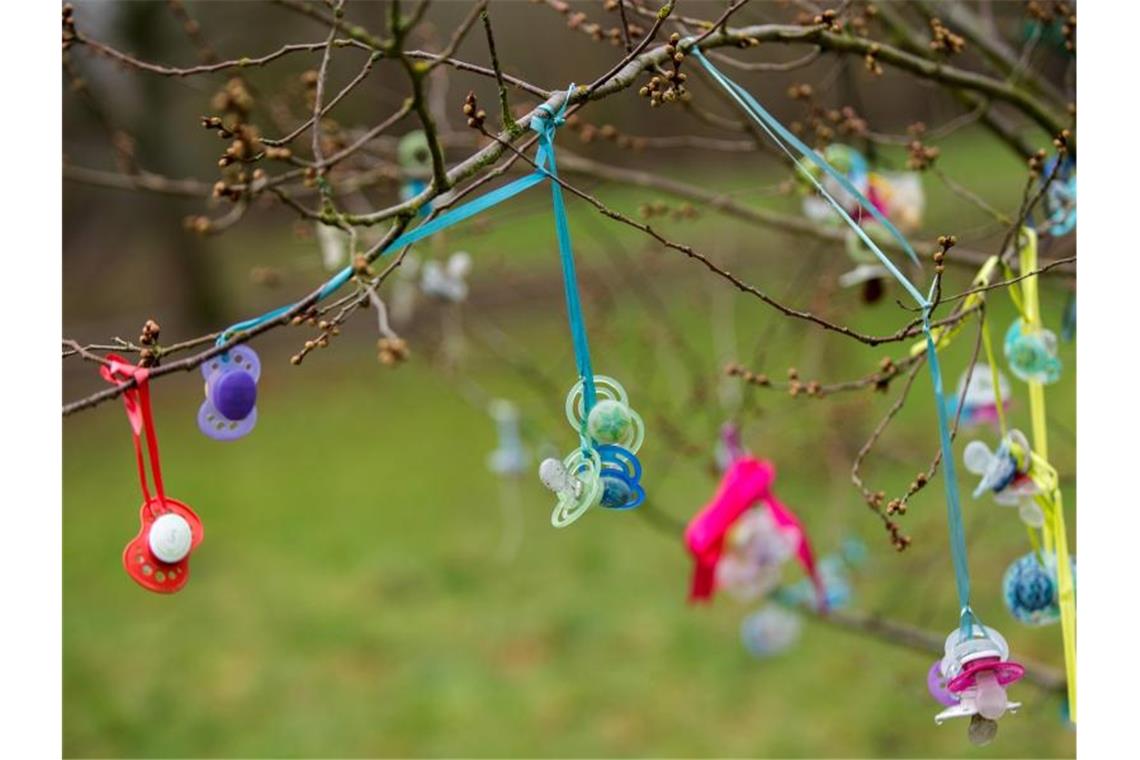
[421,251,472,303]
[716,508,796,602]
[101,354,204,594]
[566,375,646,454]
[1003,552,1074,626]
[952,363,1011,429]
[928,660,958,707]
[740,605,802,658]
[542,375,645,526]
[1061,290,1076,342]
[962,429,1037,506]
[872,170,925,232]
[934,624,1024,743]
[315,221,349,271]
[596,444,645,510]
[1004,319,1062,384]
[539,448,603,528]
[1041,156,1075,237]
[397,130,432,213]
[715,421,746,472]
[198,345,260,441]
[488,399,529,476]
[124,497,204,594]
[798,144,870,221]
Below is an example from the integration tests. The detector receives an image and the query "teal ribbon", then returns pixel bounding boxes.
[215,170,547,348]
[531,85,597,433]
[693,47,975,633]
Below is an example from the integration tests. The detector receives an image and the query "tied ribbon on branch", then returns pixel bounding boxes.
[100,356,203,593]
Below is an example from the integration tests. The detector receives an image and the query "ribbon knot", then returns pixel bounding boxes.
[530,84,575,140]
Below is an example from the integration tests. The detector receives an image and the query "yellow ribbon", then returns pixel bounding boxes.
[1016,228,1076,721]
[908,255,1001,359]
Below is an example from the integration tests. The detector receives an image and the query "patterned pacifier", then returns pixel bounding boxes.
[716,508,796,602]
[566,375,645,454]
[1004,319,1061,384]
[798,144,870,221]
[740,605,801,658]
[963,429,1037,506]
[124,497,204,593]
[1003,552,1073,626]
[953,363,1011,429]
[198,345,260,440]
[596,444,645,510]
[541,375,645,526]
[933,623,1024,744]
[539,447,603,528]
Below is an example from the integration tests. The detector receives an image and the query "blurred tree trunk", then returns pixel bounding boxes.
[122,1,224,329]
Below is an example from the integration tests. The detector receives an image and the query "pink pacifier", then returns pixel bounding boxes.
[933,623,1024,744]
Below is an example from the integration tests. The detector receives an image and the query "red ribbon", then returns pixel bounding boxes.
[100,354,165,512]
[684,456,825,609]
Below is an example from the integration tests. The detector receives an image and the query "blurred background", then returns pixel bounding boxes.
[63,1,1076,757]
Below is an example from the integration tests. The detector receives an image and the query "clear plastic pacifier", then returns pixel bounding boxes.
[740,605,802,658]
[716,508,797,602]
[539,447,603,528]
[421,251,472,303]
[933,622,1024,740]
[487,399,529,476]
[962,429,1036,505]
[565,375,645,455]
[953,363,1011,429]
[1004,319,1061,384]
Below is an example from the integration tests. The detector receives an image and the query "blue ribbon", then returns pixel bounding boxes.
[531,85,598,433]
[693,47,976,633]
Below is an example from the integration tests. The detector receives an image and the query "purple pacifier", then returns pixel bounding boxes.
[198,345,260,441]
[928,660,958,707]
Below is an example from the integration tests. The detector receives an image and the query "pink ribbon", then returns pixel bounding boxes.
[684,456,825,608]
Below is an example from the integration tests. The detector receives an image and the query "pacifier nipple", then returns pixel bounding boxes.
[149,513,194,563]
[975,670,1008,720]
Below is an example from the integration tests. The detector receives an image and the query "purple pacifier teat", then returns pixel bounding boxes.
[198,345,260,441]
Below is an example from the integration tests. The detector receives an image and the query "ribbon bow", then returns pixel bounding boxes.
[685,456,824,608]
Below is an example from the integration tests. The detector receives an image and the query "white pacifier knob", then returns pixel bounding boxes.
[149,513,193,563]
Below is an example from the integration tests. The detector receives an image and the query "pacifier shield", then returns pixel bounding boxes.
[947,657,1025,693]
[123,497,203,594]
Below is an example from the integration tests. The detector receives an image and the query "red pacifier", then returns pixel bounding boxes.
[101,355,204,593]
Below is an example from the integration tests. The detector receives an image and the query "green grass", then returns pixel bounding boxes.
[64,130,1076,758]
